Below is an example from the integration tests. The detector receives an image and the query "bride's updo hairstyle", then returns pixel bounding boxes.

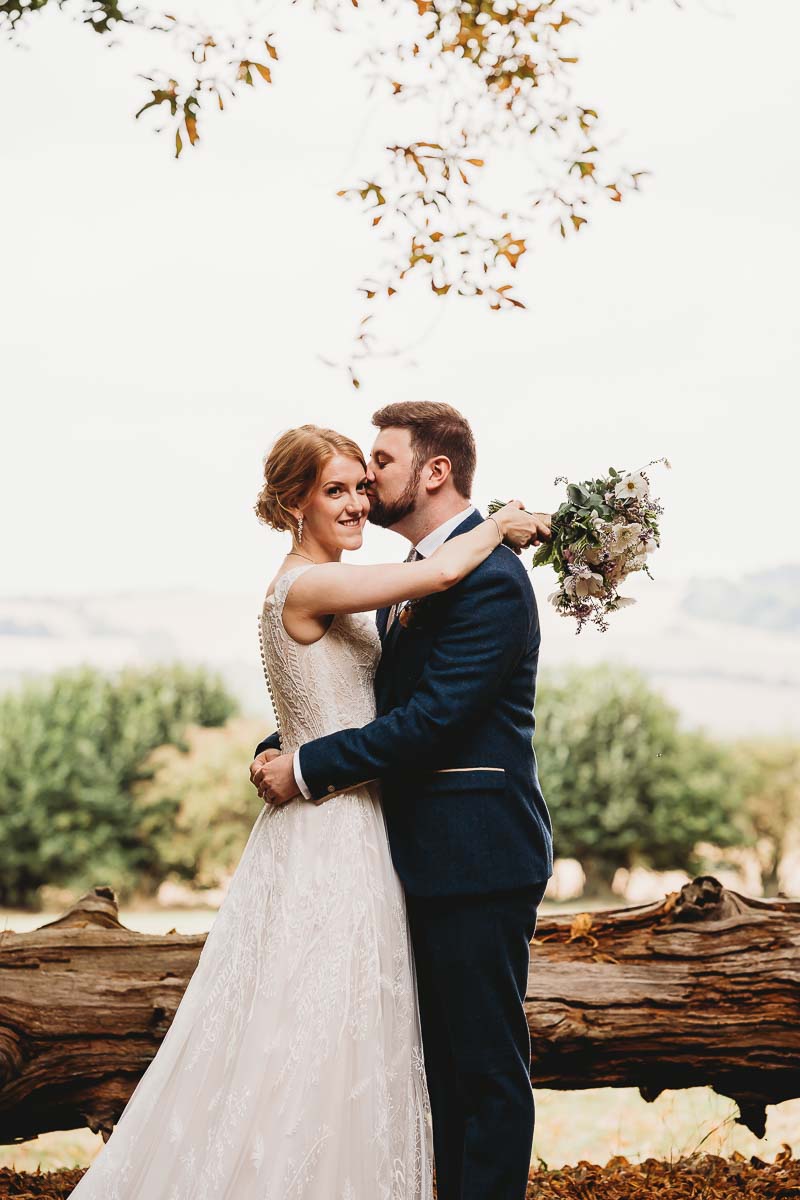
[254,425,367,536]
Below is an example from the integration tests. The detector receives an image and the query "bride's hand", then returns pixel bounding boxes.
[249,748,279,791]
[253,752,300,806]
[492,501,552,552]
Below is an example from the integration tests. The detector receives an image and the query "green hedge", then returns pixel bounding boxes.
[0,664,237,906]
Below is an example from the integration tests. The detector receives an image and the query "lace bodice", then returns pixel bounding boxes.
[258,564,382,752]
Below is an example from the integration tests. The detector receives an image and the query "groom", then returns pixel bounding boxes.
[250,401,553,1200]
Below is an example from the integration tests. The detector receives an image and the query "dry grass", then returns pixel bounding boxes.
[525,1149,800,1198]
[3,1150,800,1199]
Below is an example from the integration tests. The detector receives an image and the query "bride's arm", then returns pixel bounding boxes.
[285,502,545,619]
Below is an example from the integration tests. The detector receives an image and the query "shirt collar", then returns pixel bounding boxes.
[413,504,476,558]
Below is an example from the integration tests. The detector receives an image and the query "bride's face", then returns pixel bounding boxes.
[300,453,370,555]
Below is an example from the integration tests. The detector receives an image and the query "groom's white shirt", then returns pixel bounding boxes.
[292,503,476,799]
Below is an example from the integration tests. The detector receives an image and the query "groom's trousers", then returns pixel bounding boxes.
[406,879,548,1200]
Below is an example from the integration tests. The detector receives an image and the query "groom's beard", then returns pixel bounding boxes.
[366,465,421,529]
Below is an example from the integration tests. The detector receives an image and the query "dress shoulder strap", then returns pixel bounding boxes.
[263,562,316,620]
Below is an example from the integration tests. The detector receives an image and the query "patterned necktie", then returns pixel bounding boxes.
[386,547,421,632]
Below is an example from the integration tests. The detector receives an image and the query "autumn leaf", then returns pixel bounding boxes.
[254,63,272,84]
[567,912,598,946]
[495,233,527,268]
[134,80,178,121]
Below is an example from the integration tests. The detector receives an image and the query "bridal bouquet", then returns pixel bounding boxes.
[489,458,670,632]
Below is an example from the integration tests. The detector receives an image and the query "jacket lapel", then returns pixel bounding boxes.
[378,509,483,653]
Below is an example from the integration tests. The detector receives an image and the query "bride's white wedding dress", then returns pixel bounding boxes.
[70,564,433,1200]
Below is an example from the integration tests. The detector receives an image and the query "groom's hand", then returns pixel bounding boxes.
[252,752,300,806]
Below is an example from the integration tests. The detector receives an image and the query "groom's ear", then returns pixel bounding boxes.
[424,455,453,493]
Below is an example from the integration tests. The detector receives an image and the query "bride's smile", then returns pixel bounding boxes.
[290,451,371,561]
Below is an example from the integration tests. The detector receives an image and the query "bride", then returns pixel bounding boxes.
[68,425,537,1200]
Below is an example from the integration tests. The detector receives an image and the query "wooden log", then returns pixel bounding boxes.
[526,875,800,1137]
[0,876,798,1144]
[0,887,205,1144]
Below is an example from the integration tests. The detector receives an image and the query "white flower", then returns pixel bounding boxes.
[614,596,637,608]
[614,472,649,501]
[643,537,658,554]
[583,544,605,565]
[548,590,564,607]
[608,521,643,553]
[565,567,605,598]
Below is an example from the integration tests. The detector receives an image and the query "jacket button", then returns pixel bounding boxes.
[327,785,335,793]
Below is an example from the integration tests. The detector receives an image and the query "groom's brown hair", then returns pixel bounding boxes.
[371,401,476,499]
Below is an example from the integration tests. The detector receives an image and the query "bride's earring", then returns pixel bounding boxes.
[297,515,304,545]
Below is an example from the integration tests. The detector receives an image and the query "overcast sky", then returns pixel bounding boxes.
[2,0,798,600]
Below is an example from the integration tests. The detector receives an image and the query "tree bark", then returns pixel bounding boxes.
[527,874,800,1137]
[0,875,797,1144]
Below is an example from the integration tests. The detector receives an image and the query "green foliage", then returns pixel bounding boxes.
[132,718,272,892]
[729,737,800,894]
[534,665,748,889]
[0,664,238,907]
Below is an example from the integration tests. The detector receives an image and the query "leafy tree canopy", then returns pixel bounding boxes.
[0,663,237,906]
[535,664,749,888]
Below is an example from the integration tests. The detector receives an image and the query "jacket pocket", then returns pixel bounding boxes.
[422,767,506,794]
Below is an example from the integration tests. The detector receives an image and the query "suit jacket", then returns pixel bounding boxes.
[255,509,553,896]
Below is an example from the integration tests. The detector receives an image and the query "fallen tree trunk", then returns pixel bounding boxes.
[0,876,797,1145]
[526,875,800,1137]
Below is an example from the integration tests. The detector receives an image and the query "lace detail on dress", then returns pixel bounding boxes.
[69,562,432,1200]
[259,564,381,753]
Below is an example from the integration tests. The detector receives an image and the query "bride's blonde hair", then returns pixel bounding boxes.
[254,425,367,534]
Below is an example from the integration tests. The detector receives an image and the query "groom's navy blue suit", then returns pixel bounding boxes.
[255,509,553,1200]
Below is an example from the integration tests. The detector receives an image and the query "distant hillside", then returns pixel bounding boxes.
[682,564,800,633]
[1,571,799,739]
